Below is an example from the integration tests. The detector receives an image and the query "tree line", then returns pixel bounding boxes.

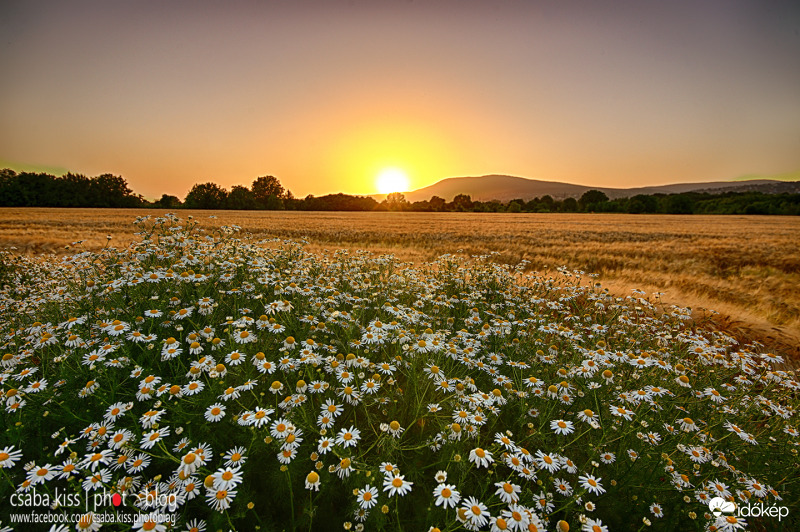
[1,168,799,215]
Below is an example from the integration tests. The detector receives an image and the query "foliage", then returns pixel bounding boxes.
[251,176,287,210]
[2,167,798,215]
[184,182,229,209]
[0,169,143,208]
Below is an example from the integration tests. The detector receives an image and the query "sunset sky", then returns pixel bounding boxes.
[2,0,799,200]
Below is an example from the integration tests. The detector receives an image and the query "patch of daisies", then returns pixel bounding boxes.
[0,214,798,532]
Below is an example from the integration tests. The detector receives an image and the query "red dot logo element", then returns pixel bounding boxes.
[112,493,122,506]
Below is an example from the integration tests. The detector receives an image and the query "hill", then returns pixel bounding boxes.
[395,174,800,202]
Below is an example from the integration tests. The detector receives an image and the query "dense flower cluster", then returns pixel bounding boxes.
[0,214,797,531]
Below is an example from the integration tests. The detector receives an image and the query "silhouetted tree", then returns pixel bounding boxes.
[579,190,609,211]
[560,197,578,212]
[184,182,228,209]
[429,196,446,211]
[90,174,138,207]
[225,185,258,210]
[665,194,694,214]
[155,194,182,208]
[452,194,473,211]
[384,192,408,211]
[627,194,657,214]
[252,175,285,209]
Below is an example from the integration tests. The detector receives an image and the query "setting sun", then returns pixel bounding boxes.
[375,168,410,194]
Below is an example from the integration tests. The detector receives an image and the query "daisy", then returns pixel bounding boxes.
[76,512,102,532]
[178,451,203,476]
[534,450,561,473]
[182,380,205,396]
[222,447,246,468]
[309,380,328,394]
[53,457,79,479]
[599,451,616,464]
[387,420,404,438]
[126,454,150,474]
[469,447,494,468]
[502,505,534,531]
[338,385,361,405]
[140,427,170,450]
[379,462,399,478]
[27,463,56,485]
[104,402,130,423]
[356,485,379,509]
[250,407,274,428]
[576,409,599,424]
[383,474,413,497]
[579,474,606,496]
[207,488,236,512]
[582,518,609,532]
[609,405,634,421]
[550,419,575,435]
[707,479,732,499]
[361,379,380,395]
[0,446,23,468]
[461,496,490,528]
[650,503,664,518]
[183,518,206,532]
[305,471,321,491]
[714,515,747,531]
[204,404,226,422]
[336,457,354,479]
[233,329,255,344]
[678,417,699,432]
[533,491,554,514]
[553,478,573,496]
[494,433,518,452]
[433,483,461,509]
[321,399,343,419]
[270,419,294,439]
[24,379,47,393]
[317,437,334,455]
[282,430,303,450]
[79,449,114,471]
[212,466,244,490]
[494,480,521,504]
[336,426,361,448]
[82,469,112,491]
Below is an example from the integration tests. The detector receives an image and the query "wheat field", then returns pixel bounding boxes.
[1,207,798,361]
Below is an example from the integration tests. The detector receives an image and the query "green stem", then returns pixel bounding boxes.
[287,470,296,531]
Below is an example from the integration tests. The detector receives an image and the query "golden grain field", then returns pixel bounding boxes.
[1,207,798,361]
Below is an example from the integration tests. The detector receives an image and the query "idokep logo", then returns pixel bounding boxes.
[708,497,736,517]
[708,496,790,522]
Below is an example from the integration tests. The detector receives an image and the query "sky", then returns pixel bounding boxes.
[1,0,799,200]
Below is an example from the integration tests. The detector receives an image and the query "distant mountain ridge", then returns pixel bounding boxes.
[392,174,800,203]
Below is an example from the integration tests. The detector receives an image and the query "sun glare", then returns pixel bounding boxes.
[376,168,410,194]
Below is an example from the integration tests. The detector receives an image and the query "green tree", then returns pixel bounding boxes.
[226,185,258,210]
[560,197,578,212]
[155,194,182,208]
[429,196,446,212]
[184,182,228,209]
[385,192,408,211]
[252,175,285,209]
[90,174,139,207]
[579,190,609,212]
[665,194,694,214]
[452,194,473,211]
